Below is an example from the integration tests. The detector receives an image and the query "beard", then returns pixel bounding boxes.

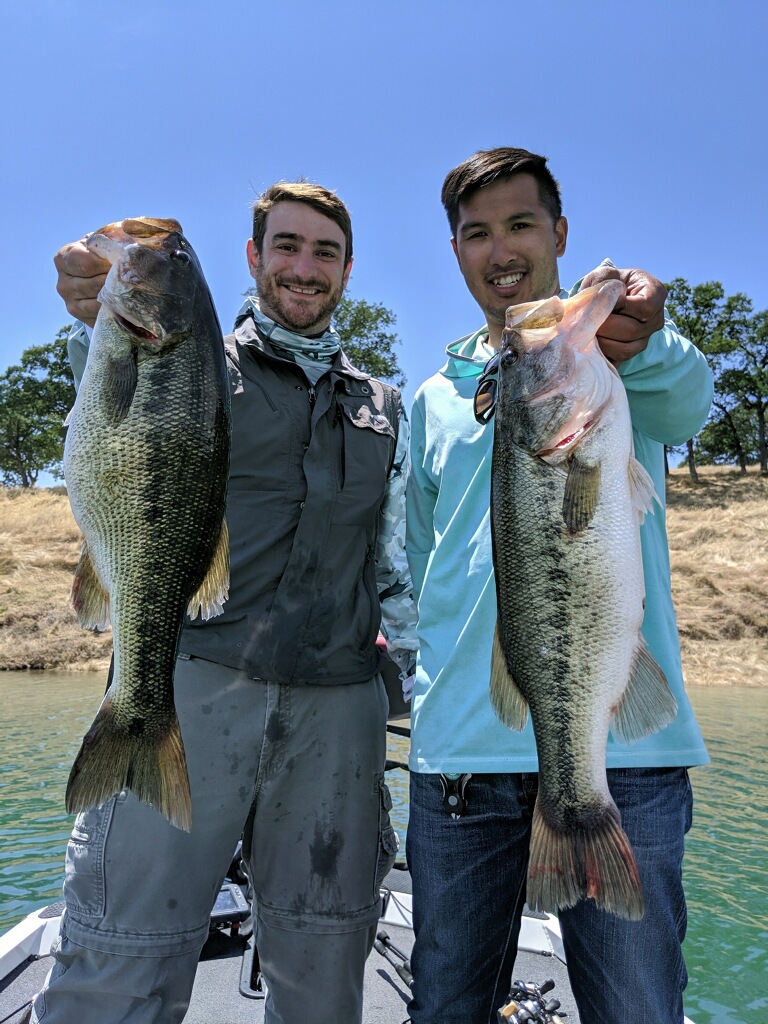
[255,264,343,335]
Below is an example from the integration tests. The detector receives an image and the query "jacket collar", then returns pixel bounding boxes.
[440,326,495,380]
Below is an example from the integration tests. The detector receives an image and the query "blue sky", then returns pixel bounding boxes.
[2,0,766,415]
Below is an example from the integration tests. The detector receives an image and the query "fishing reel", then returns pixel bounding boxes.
[497,978,566,1023]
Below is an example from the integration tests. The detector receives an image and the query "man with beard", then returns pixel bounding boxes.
[26,181,417,1024]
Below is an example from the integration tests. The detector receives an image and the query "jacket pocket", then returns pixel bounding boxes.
[373,774,400,896]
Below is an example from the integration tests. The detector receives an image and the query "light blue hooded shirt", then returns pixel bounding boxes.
[406,268,714,773]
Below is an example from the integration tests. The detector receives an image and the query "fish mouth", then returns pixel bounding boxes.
[113,311,160,344]
[537,419,595,460]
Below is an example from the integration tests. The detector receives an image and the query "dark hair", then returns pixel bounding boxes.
[252,180,353,264]
[441,147,563,236]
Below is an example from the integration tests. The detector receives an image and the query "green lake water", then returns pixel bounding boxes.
[0,673,765,1024]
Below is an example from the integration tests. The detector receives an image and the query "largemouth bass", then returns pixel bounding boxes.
[63,217,231,831]
[488,279,677,919]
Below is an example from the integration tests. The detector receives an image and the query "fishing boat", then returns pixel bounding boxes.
[0,809,699,1024]
[0,858,579,1024]
[0,712,578,1024]
[0,674,697,1024]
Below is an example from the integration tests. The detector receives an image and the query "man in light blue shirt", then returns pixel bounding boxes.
[406,147,713,1024]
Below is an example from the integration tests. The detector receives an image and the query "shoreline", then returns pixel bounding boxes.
[2,467,766,683]
[0,664,765,687]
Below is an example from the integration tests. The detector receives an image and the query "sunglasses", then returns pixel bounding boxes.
[473,351,500,425]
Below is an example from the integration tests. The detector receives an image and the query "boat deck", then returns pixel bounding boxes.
[0,868,580,1024]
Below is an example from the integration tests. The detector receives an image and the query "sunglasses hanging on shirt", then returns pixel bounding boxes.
[473,351,500,425]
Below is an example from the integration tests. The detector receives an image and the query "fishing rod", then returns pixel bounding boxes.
[373,928,413,989]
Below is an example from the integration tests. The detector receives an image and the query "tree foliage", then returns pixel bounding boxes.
[696,404,758,471]
[717,309,768,474]
[0,327,76,487]
[665,279,768,477]
[332,295,405,387]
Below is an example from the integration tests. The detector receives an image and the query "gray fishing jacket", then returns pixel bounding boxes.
[178,314,414,685]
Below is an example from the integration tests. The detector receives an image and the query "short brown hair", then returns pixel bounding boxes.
[251,180,353,264]
[441,147,563,237]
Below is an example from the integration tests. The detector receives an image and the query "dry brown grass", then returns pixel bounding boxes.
[1,465,766,681]
[0,488,112,671]
[667,465,768,686]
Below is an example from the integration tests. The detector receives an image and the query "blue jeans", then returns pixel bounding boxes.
[406,767,693,1024]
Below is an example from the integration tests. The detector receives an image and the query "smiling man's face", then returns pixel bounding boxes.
[452,173,568,347]
[247,201,352,335]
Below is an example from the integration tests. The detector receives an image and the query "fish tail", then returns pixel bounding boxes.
[526,803,644,921]
[65,697,192,832]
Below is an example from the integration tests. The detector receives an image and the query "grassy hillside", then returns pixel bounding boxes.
[0,487,112,671]
[0,466,766,682]
[665,466,768,686]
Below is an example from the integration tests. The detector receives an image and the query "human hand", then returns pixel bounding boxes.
[401,672,414,704]
[54,238,110,327]
[580,266,667,365]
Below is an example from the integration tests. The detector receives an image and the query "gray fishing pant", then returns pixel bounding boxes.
[28,657,397,1024]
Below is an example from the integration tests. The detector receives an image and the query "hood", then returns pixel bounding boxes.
[440,327,495,380]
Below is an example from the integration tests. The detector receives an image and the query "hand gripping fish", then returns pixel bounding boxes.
[488,279,677,919]
[63,217,231,831]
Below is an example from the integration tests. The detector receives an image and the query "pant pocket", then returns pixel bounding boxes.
[374,776,399,894]
[63,798,118,918]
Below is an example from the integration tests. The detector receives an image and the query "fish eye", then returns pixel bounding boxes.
[502,349,519,367]
[170,249,191,265]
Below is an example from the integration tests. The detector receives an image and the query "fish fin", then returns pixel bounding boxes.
[489,622,528,730]
[562,455,601,533]
[527,800,644,921]
[628,454,660,521]
[121,217,184,238]
[103,350,139,425]
[610,635,678,743]
[70,544,111,629]
[187,518,230,620]
[66,692,192,832]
